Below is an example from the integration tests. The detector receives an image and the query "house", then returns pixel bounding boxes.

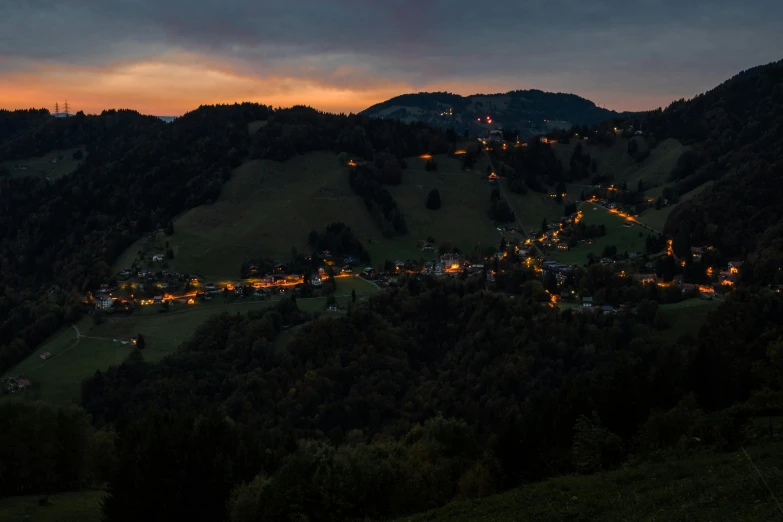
[153,295,163,304]
[600,258,614,265]
[160,282,170,290]
[95,295,113,310]
[362,267,376,279]
[234,285,244,295]
[601,305,616,314]
[205,282,216,291]
[441,253,460,266]
[312,275,323,287]
[728,261,743,274]
[40,352,51,360]
[582,296,593,308]
[691,246,704,261]
[273,263,289,273]
[152,254,164,262]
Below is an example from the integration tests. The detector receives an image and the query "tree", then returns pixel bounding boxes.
[351,289,356,303]
[165,220,174,236]
[627,139,638,157]
[425,159,437,172]
[572,412,624,474]
[541,218,548,233]
[136,333,146,349]
[426,189,442,210]
[637,179,645,193]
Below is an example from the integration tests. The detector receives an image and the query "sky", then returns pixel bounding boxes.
[1,0,781,116]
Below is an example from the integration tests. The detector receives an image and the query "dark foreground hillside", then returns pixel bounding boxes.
[394,441,783,522]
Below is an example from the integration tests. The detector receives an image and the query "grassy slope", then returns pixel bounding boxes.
[552,203,648,265]
[552,136,686,191]
[505,190,567,234]
[2,147,85,180]
[639,180,715,232]
[166,151,377,277]
[385,155,504,259]
[117,151,506,277]
[4,277,378,405]
[660,298,722,341]
[395,442,783,522]
[0,490,105,522]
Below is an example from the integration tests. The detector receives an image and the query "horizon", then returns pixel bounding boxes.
[2,1,781,116]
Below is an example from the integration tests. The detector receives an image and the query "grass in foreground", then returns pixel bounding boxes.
[395,442,783,522]
[0,490,104,522]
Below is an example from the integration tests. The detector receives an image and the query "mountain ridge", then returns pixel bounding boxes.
[360,89,629,135]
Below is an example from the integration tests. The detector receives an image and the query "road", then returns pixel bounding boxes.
[581,200,661,235]
[482,148,550,261]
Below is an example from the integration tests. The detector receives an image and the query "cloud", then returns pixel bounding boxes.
[1,0,781,114]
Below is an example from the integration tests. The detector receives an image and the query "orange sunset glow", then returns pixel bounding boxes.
[1,52,687,116]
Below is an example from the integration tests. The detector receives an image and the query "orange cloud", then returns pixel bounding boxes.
[0,51,663,116]
[0,52,422,115]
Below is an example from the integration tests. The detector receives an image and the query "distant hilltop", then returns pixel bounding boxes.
[361,89,630,136]
[156,116,177,123]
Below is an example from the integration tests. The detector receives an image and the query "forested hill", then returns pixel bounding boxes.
[628,59,783,284]
[360,89,624,135]
[0,104,448,373]
[0,108,52,147]
[76,279,783,522]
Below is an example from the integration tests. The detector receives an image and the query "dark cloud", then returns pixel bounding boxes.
[1,0,781,109]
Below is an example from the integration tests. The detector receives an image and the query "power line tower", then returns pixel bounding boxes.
[63,100,70,116]
[54,102,60,116]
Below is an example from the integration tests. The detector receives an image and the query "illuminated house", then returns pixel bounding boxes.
[94,295,113,310]
[728,261,743,274]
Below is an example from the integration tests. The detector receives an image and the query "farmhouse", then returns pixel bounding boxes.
[582,296,593,308]
[94,295,113,310]
[728,261,743,274]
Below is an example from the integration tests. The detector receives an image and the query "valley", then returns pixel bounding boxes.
[2,57,783,522]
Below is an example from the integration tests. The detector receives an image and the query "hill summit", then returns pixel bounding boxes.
[360,89,626,136]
